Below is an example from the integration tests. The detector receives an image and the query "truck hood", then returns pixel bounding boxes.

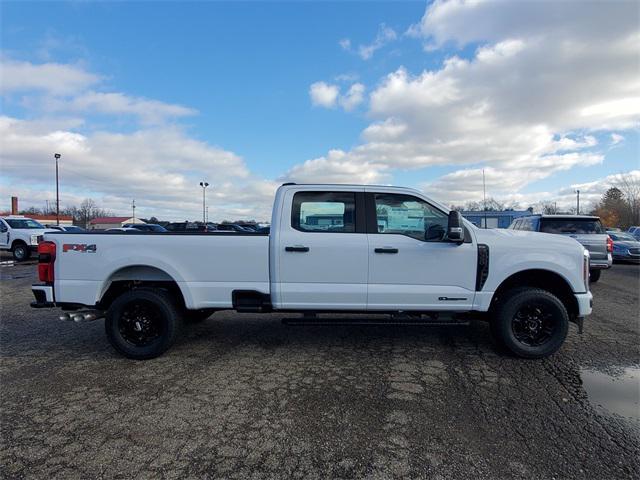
[472,227,585,252]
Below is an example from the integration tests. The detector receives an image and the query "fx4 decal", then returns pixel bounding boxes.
[63,244,97,253]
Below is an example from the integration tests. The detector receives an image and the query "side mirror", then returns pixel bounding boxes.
[447,211,464,243]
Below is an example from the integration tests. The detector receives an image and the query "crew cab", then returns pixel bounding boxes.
[31,184,592,360]
[0,216,55,261]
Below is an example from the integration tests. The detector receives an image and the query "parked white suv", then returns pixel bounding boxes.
[0,216,55,261]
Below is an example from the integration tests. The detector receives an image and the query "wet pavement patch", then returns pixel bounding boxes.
[581,366,640,427]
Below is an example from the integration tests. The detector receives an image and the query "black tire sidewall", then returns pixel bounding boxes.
[589,269,601,283]
[12,242,29,261]
[494,289,569,359]
[105,289,181,360]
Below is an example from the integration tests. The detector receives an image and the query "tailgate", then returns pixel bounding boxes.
[571,234,608,261]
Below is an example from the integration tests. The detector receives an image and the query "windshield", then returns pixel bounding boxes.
[610,232,636,241]
[5,219,45,229]
[540,218,604,234]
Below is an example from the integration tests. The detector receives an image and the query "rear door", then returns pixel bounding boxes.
[539,217,608,262]
[275,189,369,310]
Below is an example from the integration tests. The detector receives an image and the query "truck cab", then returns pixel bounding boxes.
[31,184,593,360]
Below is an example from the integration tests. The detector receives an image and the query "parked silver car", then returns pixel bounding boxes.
[508,215,612,282]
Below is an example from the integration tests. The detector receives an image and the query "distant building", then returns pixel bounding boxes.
[31,214,74,227]
[461,209,533,229]
[88,217,145,230]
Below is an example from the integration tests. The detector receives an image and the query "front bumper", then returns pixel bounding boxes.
[613,252,640,263]
[575,291,593,317]
[589,254,612,269]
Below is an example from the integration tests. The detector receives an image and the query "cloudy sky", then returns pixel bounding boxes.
[1,1,638,221]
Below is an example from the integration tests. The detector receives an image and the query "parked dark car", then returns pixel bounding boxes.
[628,226,640,241]
[508,214,612,282]
[123,223,167,233]
[607,231,640,263]
[165,222,207,232]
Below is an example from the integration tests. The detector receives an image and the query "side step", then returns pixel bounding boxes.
[282,317,470,327]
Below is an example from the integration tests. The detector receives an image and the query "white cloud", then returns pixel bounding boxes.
[338,83,365,111]
[340,23,397,60]
[0,58,100,95]
[0,115,278,221]
[611,133,625,145]
[1,58,196,125]
[309,81,365,111]
[309,81,339,108]
[297,0,639,195]
[51,91,197,125]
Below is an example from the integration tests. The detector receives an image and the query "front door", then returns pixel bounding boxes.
[366,191,477,311]
[276,190,368,310]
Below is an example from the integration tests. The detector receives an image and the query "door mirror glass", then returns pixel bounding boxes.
[447,211,464,243]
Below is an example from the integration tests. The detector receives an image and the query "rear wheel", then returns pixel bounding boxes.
[105,288,182,359]
[12,242,30,262]
[491,288,569,359]
[589,269,601,283]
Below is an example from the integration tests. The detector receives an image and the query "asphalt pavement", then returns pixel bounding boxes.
[1,259,638,479]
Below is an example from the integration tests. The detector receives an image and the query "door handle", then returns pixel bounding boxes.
[375,247,398,254]
[285,246,310,252]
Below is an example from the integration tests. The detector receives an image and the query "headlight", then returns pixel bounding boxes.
[30,234,39,245]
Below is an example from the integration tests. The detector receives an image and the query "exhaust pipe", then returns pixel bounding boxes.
[59,311,104,322]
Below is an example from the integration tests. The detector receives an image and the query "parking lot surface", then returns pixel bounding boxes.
[1,260,638,479]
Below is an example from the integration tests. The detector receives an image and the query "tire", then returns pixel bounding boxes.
[184,309,214,324]
[589,269,601,283]
[105,288,182,360]
[12,242,30,262]
[490,288,569,359]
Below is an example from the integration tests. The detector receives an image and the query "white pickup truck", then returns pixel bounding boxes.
[32,184,592,360]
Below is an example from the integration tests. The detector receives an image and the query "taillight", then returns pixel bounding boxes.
[38,241,56,283]
[606,235,613,253]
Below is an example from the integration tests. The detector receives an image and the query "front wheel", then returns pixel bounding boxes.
[589,269,601,283]
[12,242,30,262]
[490,288,569,359]
[105,288,182,360]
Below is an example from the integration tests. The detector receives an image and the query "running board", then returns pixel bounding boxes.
[282,318,470,327]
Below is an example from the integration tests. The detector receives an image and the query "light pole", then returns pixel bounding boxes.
[54,153,61,225]
[575,189,580,215]
[199,181,209,223]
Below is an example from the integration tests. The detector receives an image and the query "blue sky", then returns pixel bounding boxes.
[1,1,638,220]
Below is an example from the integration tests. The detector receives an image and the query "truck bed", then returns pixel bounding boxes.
[47,232,270,309]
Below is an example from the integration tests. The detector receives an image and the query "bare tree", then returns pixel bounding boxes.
[613,172,640,226]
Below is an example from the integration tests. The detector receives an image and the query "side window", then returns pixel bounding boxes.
[0,221,7,233]
[292,192,356,233]
[374,193,448,241]
[511,219,521,230]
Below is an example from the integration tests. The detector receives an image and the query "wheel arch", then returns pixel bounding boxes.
[490,269,578,319]
[98,264,190,311]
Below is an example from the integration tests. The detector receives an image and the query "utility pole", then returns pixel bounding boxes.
[132,199,136,222]
[54,153,61,225]
[576,190,580,215]
[199,181,209,223]
[482,168,487,229]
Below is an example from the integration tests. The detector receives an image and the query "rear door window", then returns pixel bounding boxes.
[292,192,356,233]
[540,218,604,234]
